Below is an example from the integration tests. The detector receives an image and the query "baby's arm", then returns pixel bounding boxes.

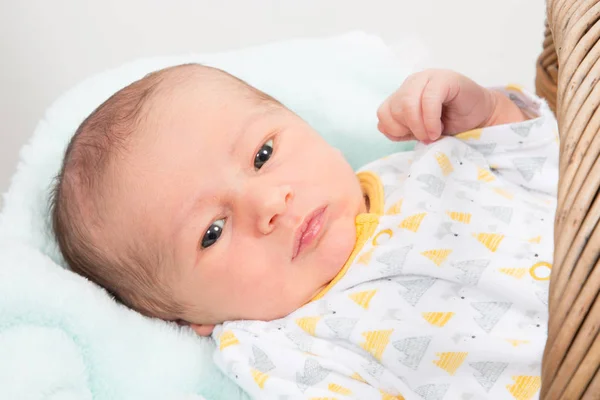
[377,69,528,143]
[377,69,558,195]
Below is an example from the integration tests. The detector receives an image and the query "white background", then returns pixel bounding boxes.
[0,0,546,202]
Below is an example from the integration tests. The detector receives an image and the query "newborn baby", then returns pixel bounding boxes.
[51,64,557,399]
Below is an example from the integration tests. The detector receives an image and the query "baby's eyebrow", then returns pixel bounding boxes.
[227,105,283,157]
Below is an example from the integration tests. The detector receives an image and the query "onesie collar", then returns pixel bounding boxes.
[309,171,383,301]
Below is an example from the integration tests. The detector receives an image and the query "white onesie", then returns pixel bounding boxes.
[212,87,558,400]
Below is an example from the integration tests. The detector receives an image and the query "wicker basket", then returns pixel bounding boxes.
[535,0,600,398]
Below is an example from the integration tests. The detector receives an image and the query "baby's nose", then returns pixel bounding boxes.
[252,185,293,234]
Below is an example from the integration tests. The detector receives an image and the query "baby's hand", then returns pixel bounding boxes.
[377,69,513,143]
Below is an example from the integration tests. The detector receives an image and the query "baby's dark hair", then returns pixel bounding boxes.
[50,64,281,320]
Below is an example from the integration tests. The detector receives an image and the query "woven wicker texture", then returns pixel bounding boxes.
[535,0,600,398]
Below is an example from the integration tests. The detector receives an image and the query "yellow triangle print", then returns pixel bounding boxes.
[296,316,321,336]
[506,339,530,347]
[421,249,452,266]
[381,390,405,400]
[433,352,468,375]
[251,368,269,389]
[493,187,514,200]
[328,383,352,395]
[351,372,367,383]
[349,290,377,309]
[422,312,455,327]
[219,330,239,350]
[477,167,496,182]
[386,199,403,215]
[499,267,527,279]
[357,247,375,265]
[399,212,427,232]
[456,129,482,141]
[473,233,504,252]
[528,236,542,244]
[360,329,393,360]
[506,376,541,400]
[446,211,472,224]
[506,83,524,92]
[435,152,454,176]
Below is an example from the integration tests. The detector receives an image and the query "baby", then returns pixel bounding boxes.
[51,64,557,399]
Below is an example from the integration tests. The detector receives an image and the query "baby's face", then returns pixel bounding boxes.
[113,73,365,331]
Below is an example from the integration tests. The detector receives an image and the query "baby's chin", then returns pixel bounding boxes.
[306,211,358,296]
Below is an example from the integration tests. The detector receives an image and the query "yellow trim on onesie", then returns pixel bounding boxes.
[357,171,385,215]
[310,172,384,301]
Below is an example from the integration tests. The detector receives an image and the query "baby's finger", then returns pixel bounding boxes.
[377,98,412,140]
[377,120,414,141]
[388,92,429,142]
[421,78,445,140]
[377,74,423,136]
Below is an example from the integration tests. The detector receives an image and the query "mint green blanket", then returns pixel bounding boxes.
[0,32,421,399]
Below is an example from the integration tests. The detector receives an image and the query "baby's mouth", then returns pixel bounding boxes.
[292,206,328,260]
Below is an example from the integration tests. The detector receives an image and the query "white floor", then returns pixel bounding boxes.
[0,0,546,199]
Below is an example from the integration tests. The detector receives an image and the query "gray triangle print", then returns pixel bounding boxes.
[451,259,490,286]
[324,317,358,339]
[512,157,546,181]
[415,383,450,400]
[456,191,473,202]
[469,362,508,392]
[455,179,481,191]
[471,302,512,332]
[296,358,329,392]
[286,331,313,352]
[362,360,385,379]
[464,146,486,163]
[482,206,513,224]
[417,174,445,197]
[398,277,437,306]
[393,336,432,370]
[250,345,275,373]
[376,245,413,275]
[435,222,454,240]
[469,143,497,156]
[510,119,538,137]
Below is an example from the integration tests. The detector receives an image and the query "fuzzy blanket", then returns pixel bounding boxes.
[0,32,425,399]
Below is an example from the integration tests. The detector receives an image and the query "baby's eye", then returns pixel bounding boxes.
[254,139,273,170]
[201,219,225,249]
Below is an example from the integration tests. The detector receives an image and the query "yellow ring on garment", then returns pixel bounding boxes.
[529,261,552,281]
[373,229,393,246]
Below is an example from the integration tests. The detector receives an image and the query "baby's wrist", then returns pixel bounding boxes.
[480,89,529,128]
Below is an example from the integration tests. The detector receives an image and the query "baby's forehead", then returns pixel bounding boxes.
[153,65,282,110]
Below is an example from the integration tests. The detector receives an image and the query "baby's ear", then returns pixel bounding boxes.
[190,323,215,337]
